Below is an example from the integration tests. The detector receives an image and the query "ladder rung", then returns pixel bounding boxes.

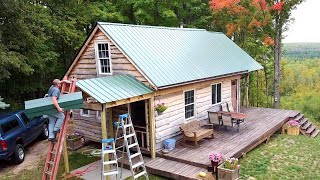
[132,161,144,169]
[47,160,54,165]
[115,146,124,150]
[124,124,133,128]
[125,133,135,139]
[115,136,124,140]
[130,152,141,159]
[45,171,52,175]
[103,160,117,165]
[49,151,56,155]
[103,149,116,154]
[103,170,119,176]
[128,143,138,149]
[134,170,147,179]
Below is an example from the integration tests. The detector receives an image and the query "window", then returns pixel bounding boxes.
[212,83,222,104]
[96,43,111,74]
[184,90,195,119]
[80,109,90,117]
[20,113,31,124]
[1,119,21,134]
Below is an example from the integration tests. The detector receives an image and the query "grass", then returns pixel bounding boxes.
[2,134,319,180]
[0,151,99,180]
[239,134,320,180]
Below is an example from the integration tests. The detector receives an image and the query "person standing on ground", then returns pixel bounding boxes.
[47,79,65,142]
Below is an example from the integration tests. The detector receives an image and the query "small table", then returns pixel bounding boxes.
[216,111,249,131]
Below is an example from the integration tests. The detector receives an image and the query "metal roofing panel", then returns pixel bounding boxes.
[98,22,263,88]
[76,75,155,103]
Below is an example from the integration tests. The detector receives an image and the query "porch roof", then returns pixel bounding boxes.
[76,75,155,104]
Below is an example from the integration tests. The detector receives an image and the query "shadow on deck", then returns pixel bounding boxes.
[146,107,300,179]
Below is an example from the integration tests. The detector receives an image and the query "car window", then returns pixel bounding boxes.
[1,119,21,134]
[20,113,31,124]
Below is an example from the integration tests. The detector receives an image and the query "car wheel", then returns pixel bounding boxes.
[12,144,25,164]
[41,124,49,139]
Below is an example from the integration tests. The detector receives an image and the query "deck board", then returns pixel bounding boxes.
[148,107,300,178]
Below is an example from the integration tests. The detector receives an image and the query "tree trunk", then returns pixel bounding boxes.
[273,11,282,109]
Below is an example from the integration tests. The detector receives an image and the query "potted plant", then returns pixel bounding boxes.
[66,134,84,151]
[217,157,240,180]
[155,103,168,115]
[286,120,300,135]
[209,152,223,178]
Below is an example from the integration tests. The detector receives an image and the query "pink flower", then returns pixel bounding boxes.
[209,152,223,163]
[287,120,299,127]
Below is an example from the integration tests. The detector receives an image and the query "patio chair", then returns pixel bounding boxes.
[227,102,235,112]
[221,103,228,112]
[221,114,237,132]
[208,111,222,130]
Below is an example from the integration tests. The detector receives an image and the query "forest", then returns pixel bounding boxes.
[2,0,318,122]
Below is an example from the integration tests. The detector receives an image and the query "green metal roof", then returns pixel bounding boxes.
[25,92,83,118]
[76,75,154,103]
[98,22,263,88]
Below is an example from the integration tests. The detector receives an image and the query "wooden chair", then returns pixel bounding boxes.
[208,111,222,130]
[227,102,235,112]
[221,103,228,112]
[180,120,214,146]
[221,114,237,132]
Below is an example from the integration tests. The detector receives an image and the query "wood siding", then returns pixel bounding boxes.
[154,76,237,149]
[68,29,148,84]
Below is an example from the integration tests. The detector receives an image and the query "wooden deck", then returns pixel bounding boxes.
[146,107,300,179]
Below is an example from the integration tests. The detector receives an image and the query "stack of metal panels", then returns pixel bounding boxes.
[24,92,83,118]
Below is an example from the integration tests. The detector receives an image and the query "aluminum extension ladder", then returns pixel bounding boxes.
[114,114,149,180]
[42,77,76,180]
[101,138,120,180]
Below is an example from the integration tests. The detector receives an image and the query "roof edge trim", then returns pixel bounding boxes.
[157,71,249,90]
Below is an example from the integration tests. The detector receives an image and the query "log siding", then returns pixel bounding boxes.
[154,76,238,149]
[68,29,148,84]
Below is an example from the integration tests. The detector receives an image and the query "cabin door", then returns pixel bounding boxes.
[129,100,149,151]
[231,80,238,112]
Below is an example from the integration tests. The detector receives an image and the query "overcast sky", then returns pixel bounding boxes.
[283,0,320,43]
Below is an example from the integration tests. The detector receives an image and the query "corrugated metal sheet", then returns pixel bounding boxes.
[98,22,263,88]
[76,75,154,103]
[24,92,83,118]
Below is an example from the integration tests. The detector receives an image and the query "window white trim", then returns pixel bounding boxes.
[94,41,112,75]
[184,89,196,120]
[211,82,222,105]
[80,109,90,117]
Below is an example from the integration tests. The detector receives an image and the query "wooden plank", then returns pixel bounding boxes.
[82,102,102,111]
[149,97,156,159]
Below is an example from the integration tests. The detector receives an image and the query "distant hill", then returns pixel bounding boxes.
[283,43,320,59]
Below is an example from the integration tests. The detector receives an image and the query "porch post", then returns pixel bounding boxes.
[101,104,110,180]
[107,108,113,138]
[246,73,250,108]
[148,97,156,159]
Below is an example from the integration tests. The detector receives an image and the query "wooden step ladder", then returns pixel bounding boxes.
[42,77,77,180]
[292,114,319,138]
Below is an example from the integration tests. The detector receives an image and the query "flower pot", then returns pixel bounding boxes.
[287,125,300,135]
[67,136,84,151]
[211,160,221,180]
[156,111,163,116]
[217,164,240,180]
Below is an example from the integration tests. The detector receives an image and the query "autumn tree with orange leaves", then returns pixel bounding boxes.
[209,0,304,108]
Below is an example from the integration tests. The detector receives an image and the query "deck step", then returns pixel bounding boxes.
[306,125,316,134]
[299,118,307,125]
[145,157,207,180]
[301,122,311,130]
[294,114,304,121]
[311,129,320,138]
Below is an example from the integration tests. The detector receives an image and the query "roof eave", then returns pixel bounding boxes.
[157,71,249,90]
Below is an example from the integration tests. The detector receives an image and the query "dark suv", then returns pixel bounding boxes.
[0,111,48,164]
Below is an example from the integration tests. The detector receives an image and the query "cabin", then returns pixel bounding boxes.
[64,22,263,159]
